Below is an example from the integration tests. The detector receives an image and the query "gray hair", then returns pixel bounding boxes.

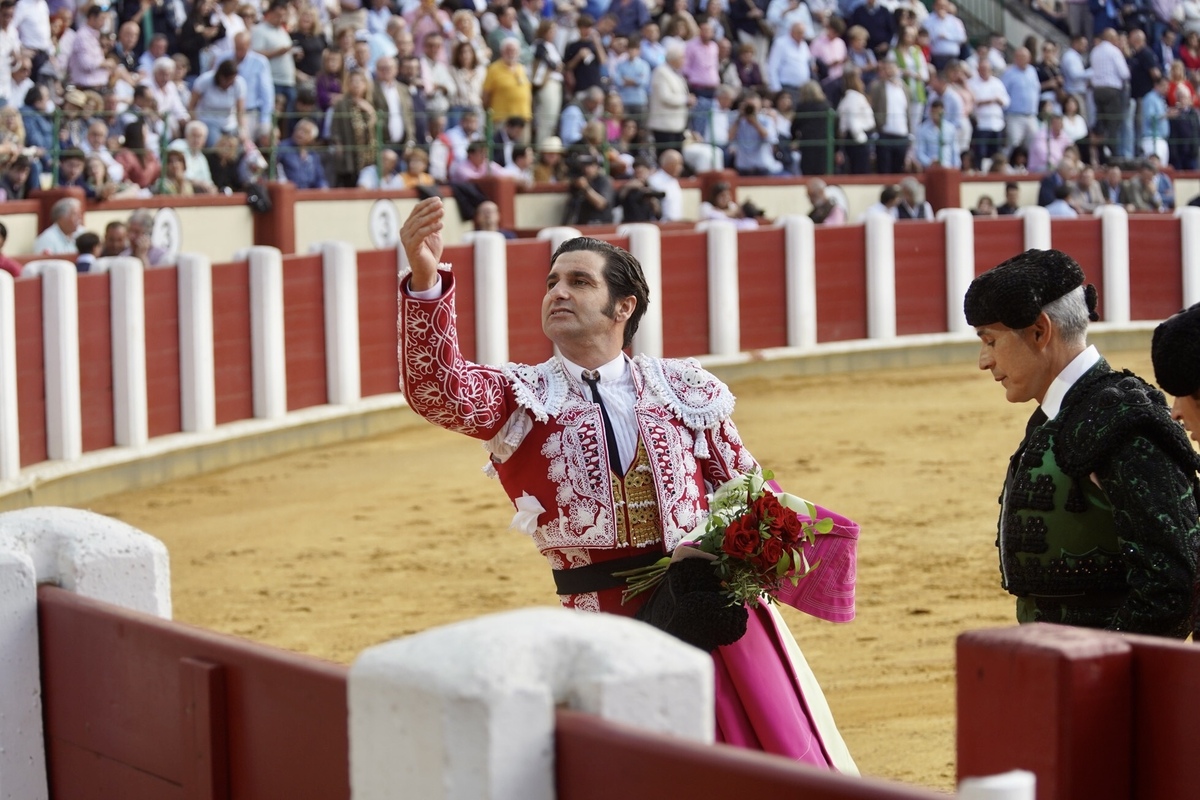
[50,197,80,222]
[185,119,208,138]
[1040,285,1090,346]
[128,209,155,231]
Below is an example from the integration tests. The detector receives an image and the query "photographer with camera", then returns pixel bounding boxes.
[617,157,664,222]
[730,93,783,175]
[562,153,614,225]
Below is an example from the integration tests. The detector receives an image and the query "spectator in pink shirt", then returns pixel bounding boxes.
[810,17,848,83]
[449,140,509,182]
[67,5,112,91]
[1027,114,1075,172]
[682,20,719,138]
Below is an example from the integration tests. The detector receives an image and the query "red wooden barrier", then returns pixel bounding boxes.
[356,248,401,397]
[814,226,868,343]
[1050,219,1105,320]
[506,238,555,365]
[14,277,47,466]
[959,624,1200,799]
[1128,217,1183,321]
[737,227,788,350]
[144,267,182,438]
[660,230,711,357]
[281,253,328,411]
[894,221,947,336]
[77,273,115,454]
[972,217,1025,277]
[555,709,942,800]
[210,261,255,425]
[957,624,1131,800]
[38,586,350,800]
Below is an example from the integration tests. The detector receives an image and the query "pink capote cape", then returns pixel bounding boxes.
[710,502,859,773]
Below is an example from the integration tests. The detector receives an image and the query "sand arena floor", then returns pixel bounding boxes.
[86,346,1161,793]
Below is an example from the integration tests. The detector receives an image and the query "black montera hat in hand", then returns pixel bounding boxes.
[964,249,1100,329]
[1152,302,1200,397]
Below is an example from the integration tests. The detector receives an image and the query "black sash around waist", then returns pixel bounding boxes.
[552,550,665,595]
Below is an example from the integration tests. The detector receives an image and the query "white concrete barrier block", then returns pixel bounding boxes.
[248,247,287,420]
[536,227,583,255]
[1018,206,1051,251]
[1178,207,1200,307]
[109,258,149,447]
[348,607,713,800]
[779,215,816,349]
[473,232,510,367]
[178,253,216,433]
[0,272,18,481]
[1098,205,1130,323]
[0,507,172,800]
[37,261,82,461]
[958,770,1036,800]
[941,208,976,334]
[705,220,739,356]
[321,241,362,405]
[865,213,896,340]
[0,551,44,800]
[618,223,663,358]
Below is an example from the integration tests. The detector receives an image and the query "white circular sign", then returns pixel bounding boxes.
[151,207,182,263]
[369,199,401,249]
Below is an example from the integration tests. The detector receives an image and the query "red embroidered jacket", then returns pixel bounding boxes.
[399,270,758,611]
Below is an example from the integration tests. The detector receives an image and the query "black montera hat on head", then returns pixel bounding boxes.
[963,248,1100,329]
[1152,302,1200,397]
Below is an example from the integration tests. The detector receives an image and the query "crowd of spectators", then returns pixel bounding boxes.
[2,0,1200,245]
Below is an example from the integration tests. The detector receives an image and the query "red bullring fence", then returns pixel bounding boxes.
[2,208,1198,495]
[5,508,1193,799]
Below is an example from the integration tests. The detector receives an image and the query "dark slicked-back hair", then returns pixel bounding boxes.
[550,237,650,349]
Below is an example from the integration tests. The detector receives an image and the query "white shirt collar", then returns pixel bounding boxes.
[1041,345,1100,420]
[559,352,628,390]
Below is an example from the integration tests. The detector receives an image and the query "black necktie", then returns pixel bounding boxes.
[582,370,623,477]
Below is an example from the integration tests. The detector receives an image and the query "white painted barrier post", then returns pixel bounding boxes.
[320,242,362,405]
[36,261,82,461]
[864,213,896,340]
[178,253,216,433]
[536,227,583,254]
[1098,205,1130,323]
[703,219,740,356]
[780,215,817,349]
[108,258,149,447]
[473,231,509,367]
[348,607,713,800]
[247,247,287,420]
[1178,206,1200,306]
[1018,206,1051,251]
[958,770,1037,800]
[0,272,17,482]
[618,223,663,358]
[0,507,171,800]
[939,208,976,335]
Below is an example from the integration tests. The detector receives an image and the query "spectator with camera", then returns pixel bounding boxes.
[617,157,665,222]
[730,92,783,175]
[562,153,614,225]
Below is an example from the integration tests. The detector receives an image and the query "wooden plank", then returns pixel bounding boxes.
[179,659,230,800]
[38,586,350,800]
[555,709,942,800]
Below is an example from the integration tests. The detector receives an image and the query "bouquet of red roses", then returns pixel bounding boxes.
[617,470,833,650]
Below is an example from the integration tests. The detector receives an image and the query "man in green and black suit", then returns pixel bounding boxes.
[967,249,1200,638]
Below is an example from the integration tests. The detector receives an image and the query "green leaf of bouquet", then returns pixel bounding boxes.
[775,551,791,576]
[762,468,774,481]
[815,518,834,534]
